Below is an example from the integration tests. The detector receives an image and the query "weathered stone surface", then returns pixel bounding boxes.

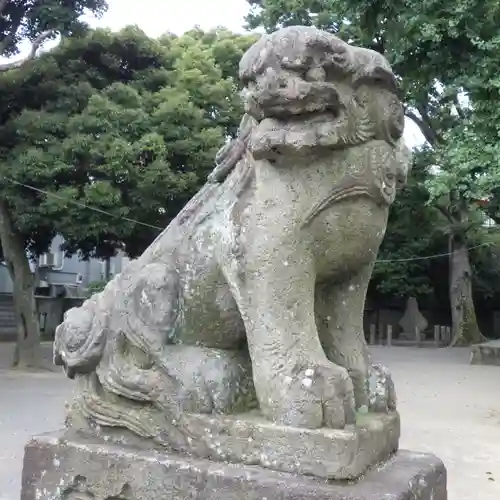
[21,432,447,500]
[470,339,500,366]
[68,410,399,480]
[48,25,412,481]
[183,410,399,479]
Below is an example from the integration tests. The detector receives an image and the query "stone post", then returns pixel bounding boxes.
[440,326,448,345]
[386,325,392,346]
[369,324,376,345]
[434,325,440,346]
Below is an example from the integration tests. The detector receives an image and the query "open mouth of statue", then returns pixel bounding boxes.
[252,79,343,120]
[245,78,366,161]
[245,72,404,162]
[248,105,360,162]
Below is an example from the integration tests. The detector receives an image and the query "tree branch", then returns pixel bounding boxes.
[417,103,444,143]
[452,94,466,120]
[0,30,55,72]
[435,202,455,225]
[405,108,443,147]
[480,200,500,226]
[0,9,24,55]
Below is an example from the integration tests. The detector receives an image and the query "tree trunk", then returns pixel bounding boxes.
[448,234,486,347]
[0,199,42,368]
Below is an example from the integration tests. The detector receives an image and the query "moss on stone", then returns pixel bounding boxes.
[453,296,486,346]
[229,387,258,413]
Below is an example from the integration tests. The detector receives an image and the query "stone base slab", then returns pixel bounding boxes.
[470,340,500,366]
[69,409,400,480]
[180,410,400,479]
[21,431,447,500]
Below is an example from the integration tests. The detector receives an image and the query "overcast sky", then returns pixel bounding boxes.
[87,0,251,36]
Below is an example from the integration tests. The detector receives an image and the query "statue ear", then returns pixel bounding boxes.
[395,139,412,188]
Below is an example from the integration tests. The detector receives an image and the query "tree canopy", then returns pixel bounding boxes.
[0,0,108,70]
[0,0,110,368]
[0,26,255,260]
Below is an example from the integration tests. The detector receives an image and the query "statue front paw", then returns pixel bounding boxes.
[259,361,356,429]
[367,363,397,413]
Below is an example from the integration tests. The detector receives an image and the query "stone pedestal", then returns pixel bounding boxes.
[470,339,500,365]
[21,432,447,500]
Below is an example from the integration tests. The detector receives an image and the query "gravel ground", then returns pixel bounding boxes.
[0,343,499,500]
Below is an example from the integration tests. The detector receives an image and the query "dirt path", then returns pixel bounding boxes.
[0,343,499,499]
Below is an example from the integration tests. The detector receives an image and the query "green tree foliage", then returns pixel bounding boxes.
[371,152,444,302]
[246,0,500,344]
[5,26,249,259]
[0,0,107,69]
[0,0,108,368]
[174,28,259,83]
[0,25,254,367]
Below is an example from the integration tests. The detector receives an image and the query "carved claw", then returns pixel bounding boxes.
[265,362,356,429]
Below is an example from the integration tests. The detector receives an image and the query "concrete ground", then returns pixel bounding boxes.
[0,343,499,500]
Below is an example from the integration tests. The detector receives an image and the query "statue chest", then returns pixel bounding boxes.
[308,197,388,278]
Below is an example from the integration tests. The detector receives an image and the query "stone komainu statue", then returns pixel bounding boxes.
[54,26,411,458]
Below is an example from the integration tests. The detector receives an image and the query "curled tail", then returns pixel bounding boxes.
[53,292,108,378]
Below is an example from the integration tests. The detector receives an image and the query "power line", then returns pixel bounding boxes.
[2,176,163,231]
[376,242,492,263]
[1,176,495,264]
